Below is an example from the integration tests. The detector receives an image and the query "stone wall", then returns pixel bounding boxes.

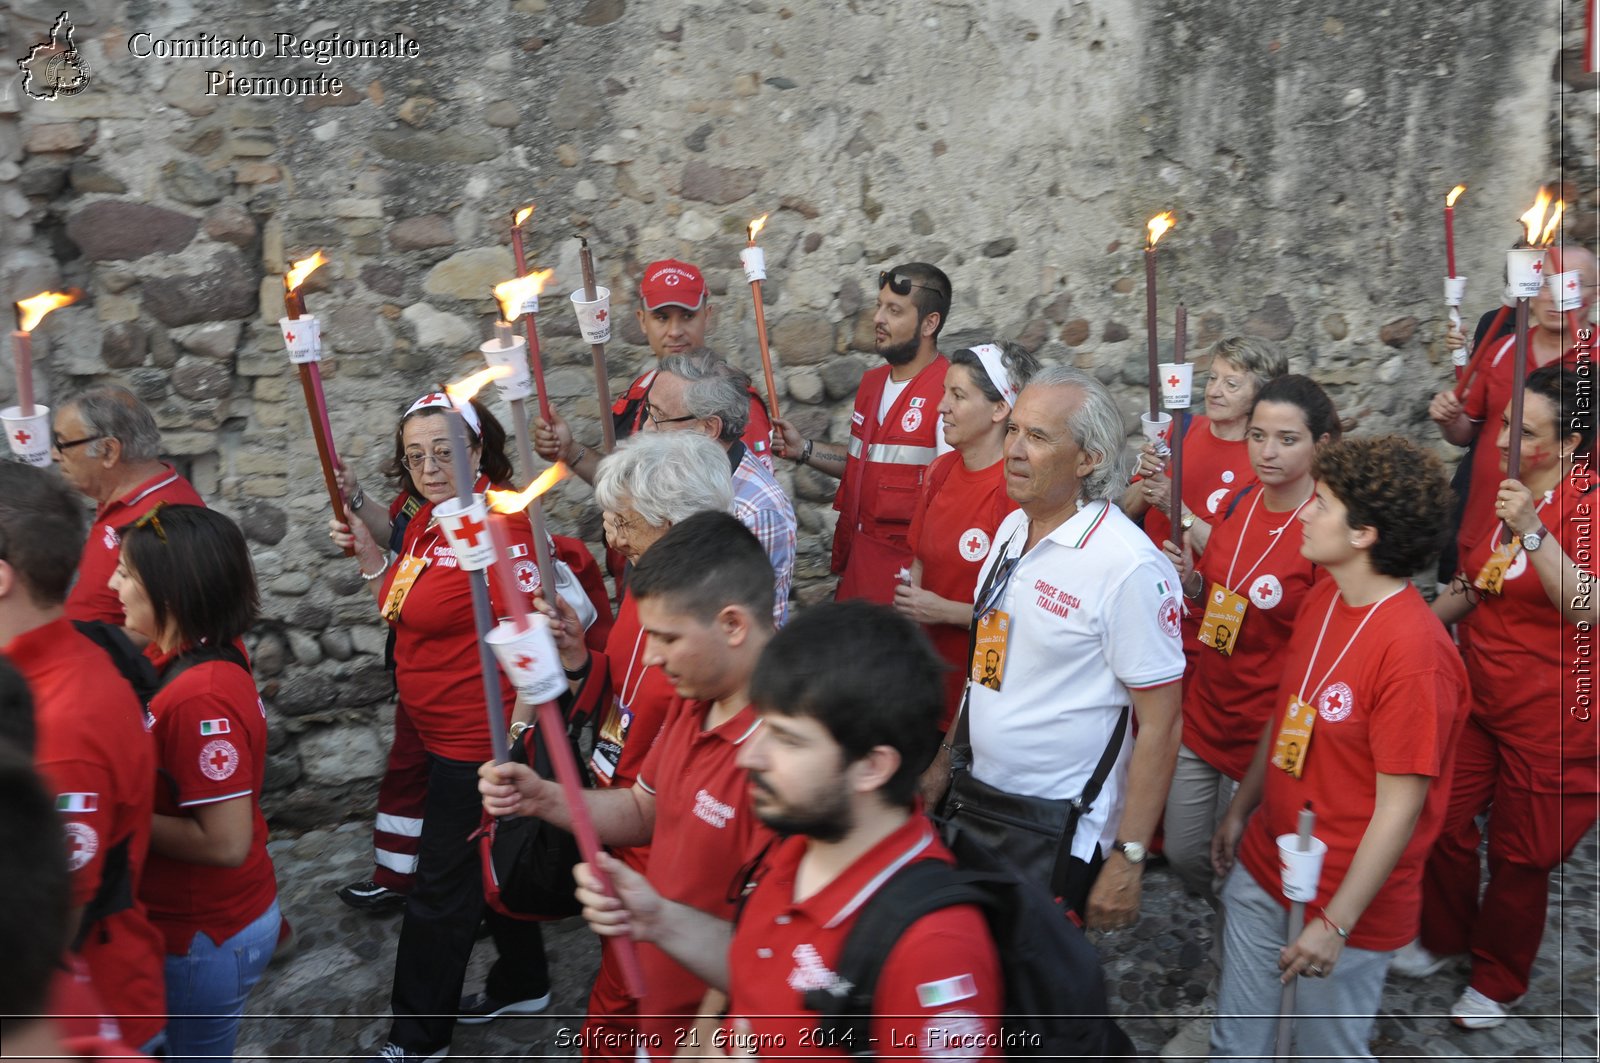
[1,0,1587,826]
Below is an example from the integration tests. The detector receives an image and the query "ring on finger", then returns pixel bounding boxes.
[1308,965,1323,976]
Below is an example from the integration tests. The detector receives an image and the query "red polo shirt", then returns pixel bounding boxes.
[633,699,772,1054]
[7,617,166,1048]
[1142,417,1255,548]
[66,466,205,626]
[728,812,1003,1059]
[139,649,277,955]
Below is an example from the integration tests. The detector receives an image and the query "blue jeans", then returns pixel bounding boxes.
[163,898,281,1063]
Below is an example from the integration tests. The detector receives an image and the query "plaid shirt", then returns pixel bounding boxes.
[732,446,797,626]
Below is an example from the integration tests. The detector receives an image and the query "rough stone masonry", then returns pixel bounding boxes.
[1,0,1592,825]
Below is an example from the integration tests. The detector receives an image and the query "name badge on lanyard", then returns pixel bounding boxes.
[382,553,430,622]
[1269,695,1315,778]
[1473,537,1522,597]
[1198,583,1249,656]
[969,531,1023,693]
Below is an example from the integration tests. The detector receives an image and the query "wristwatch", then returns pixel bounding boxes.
[1113,840,1148,864]
[508,721,532,744]
[1521,524,1547,552]
[1180,513,1197,531]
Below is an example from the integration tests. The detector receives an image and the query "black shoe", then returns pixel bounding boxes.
[457,989,552,1024]
[338,878,407,912]
[371,1042,448,1061]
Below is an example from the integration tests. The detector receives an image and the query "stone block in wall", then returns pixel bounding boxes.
[144,250,259,326]
[100,321,147,369]
[274,672,339,717]
[263,748,302,792]
[171,359,232,401]
[320,629,354,661]
[390,215,455,250]
[68,161,126,194]
[161,159,226,206]
[371,129,503,164]
[680,161,763,205]
[769,312,835,366]
[172,321,243,361]
[401,303,474,350]
[203,205,258,248]
[339,663,393,707]
[786,367,824,403]
[819,355,867,401]
[64,201,200,261]
[423,247,515,301]
[1243,294,1295,341]
[298,723,385,784]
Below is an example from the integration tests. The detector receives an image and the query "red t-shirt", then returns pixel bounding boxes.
[1183,487,1324,779]
[379,485,545,761]
[1458,476,1598,793]
[1459,335,1590,557]
[1237,581,1467,950]
[634,699,772,1053]
[7,617,167,1048]
[728,812,1003,1059]
[66,467,205,626]
[907,453,1016,730]
[139,650,277,955]
[1143,417,1254,548]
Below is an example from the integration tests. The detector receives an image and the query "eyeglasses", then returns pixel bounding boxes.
[134,503,167,543]
[602,511,640,536]
[878,270,945,302]
[644,403,698,428]
[402,447,454,470]
[51,432,102,452]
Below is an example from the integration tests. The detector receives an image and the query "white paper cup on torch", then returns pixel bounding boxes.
[1139,410,1173,457]
[481,336,534,402]
[1443,276,1467,307]
[2,405,52,467]
[278,316,322,364]
[740,246,768,283]
[1551,270,1584,313]
[1506,249,1546,300]
[569,286,612,344]
[433,495,497,571]
[1276,832,1328,902]
[1158,362,1193,410]
[486,616,569,703]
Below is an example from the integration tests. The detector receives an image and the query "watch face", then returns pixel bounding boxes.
[1522,530,1543,551]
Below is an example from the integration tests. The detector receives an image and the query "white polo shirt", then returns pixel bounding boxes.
[967,499,1184,861]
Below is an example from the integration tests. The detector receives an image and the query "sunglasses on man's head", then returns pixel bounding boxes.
[877,271,944,300]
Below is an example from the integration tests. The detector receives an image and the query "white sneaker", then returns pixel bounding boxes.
[1159,1016,1214,1061]
[1389,939,1459,978]
[1451,986,1513,1029]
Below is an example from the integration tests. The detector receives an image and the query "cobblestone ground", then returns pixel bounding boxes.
[239,822,1598,1062]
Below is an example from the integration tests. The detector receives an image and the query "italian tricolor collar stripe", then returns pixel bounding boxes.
[1068,501,1110,548]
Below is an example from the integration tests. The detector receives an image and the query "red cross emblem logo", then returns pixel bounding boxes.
[1566,276,1580,293]
[1167,374,1182,388]
[1317,680,1354,722]
[284,330,295,343]
[199,739,239,780]
[421,392,447,405]
[13,429,31,446]
[1532,261,1543,275]
[454,514,487,548]
[967,534,983,553]
[595,309,608,322]
[1164,604,1179,628]
[209,747,231,772]
[515,654,535,671]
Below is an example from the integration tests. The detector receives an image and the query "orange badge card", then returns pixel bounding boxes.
[1270,695,1315,778]
[1198,582,1249,656]
[381,554,429,622]
[1472,537,1522,597]
[971,608,1011,692]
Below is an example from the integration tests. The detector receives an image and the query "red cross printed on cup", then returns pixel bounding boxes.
[1167,374,1182,388]
[13,429,31,446]
[515,654,535,671]
[454,514,487,548]
[1532,261,1543,275]
[595,309,608,322]
[284,330,295,343]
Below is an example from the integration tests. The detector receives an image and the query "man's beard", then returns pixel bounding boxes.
[877,329,921,366]
[752,778,854,843]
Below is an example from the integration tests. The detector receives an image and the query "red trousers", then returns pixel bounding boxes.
[1419,713,1597,1002]
[372,701,427,893]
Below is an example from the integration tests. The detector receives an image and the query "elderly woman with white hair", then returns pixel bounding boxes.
[541,429,738,1053]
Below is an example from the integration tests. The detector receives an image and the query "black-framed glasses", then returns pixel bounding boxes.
[878,270,945,301]
[644,403,698,428]
[51,432,102,451]
[134,503,167,543]
[402,446,454,470]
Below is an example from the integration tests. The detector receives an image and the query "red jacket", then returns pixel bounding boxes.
[832,356,948,601]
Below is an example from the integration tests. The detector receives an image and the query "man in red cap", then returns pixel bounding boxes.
[536,258,774,484]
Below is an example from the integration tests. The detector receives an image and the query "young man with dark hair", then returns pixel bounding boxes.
[0,465,165,1052]
[572,600,1005,1058]
[480,511,777,1059]
[773,262,954,604]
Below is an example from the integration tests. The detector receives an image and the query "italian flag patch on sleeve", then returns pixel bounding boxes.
[199,719,231,735]
[916,973,977,1007]
[56,792,99,812]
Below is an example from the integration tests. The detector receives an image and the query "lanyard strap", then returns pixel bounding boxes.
[1224,490,1312,591]
[1295,583,1407,702]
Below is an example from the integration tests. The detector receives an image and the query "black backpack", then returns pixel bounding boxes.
[803,818,1135,1061]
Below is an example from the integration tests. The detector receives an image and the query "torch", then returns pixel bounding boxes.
[1145,212,1177,420]
[574,238,617,453]
[1443,185,1467,379]
[7,289,82,467]
[483,470,647,1001]
[281,252,351,554]
[742,213,781,422]
[509,206,554,423]
[487,270,561,599]
[1504,191,1565,490]
[1275,802,1322,1059]
[1167,305,1189,540]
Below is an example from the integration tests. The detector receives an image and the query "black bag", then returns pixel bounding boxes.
[476,702,589,921]
[803,818,1135,1061]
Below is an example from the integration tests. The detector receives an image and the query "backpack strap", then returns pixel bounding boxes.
[1222,483,1257,521]
[157,642,249,693]
[803,859,980,1058]
[1051,704,1129,897]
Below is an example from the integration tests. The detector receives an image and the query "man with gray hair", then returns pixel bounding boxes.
[934,366,1184,930]
[644,351,796,626]
[52,385,204,628]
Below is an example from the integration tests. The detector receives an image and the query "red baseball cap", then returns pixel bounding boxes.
[639,259,707,311]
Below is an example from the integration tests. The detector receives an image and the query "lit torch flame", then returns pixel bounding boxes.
[486,465,571,513]
[1518,189,1552,246]
[1146,211,1176,249]
[493,269,555,323]
[445,365,512,408]
[1538,201,1565,247]
[15,289,83,333]
[514,204,535,228]
[1446,185,1466,208]
[747,213,769,243]
[285,251,328,293]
